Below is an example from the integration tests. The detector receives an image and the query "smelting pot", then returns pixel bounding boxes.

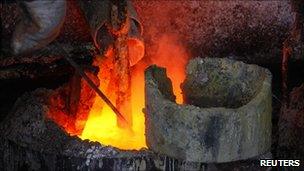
[144,57,272,163]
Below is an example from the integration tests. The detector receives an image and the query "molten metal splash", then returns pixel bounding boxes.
[79,34,188,150]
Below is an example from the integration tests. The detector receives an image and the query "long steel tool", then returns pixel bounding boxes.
[55,43,128,125]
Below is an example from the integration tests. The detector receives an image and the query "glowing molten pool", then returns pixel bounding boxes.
[52,34,188,150]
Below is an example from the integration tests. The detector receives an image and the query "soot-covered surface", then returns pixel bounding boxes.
[145,58,272,163]
[0,87,269,170]
[0,89,153,170]
[1,1,294,64]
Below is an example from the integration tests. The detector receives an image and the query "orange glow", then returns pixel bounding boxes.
[150,34,189,104]
[48,34,188,150]
[80,34,188,150]
[79,59,147,150]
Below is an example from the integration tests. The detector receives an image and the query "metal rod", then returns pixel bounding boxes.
[57,44,128,124]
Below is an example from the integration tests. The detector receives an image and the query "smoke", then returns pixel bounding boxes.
[149,33,189,103]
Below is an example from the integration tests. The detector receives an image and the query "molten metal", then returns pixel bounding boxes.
[80,34,188,150]
[48,34,188,150]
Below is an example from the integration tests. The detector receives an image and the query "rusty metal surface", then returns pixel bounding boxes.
[133,0,294,64]
[2,1,294,64]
